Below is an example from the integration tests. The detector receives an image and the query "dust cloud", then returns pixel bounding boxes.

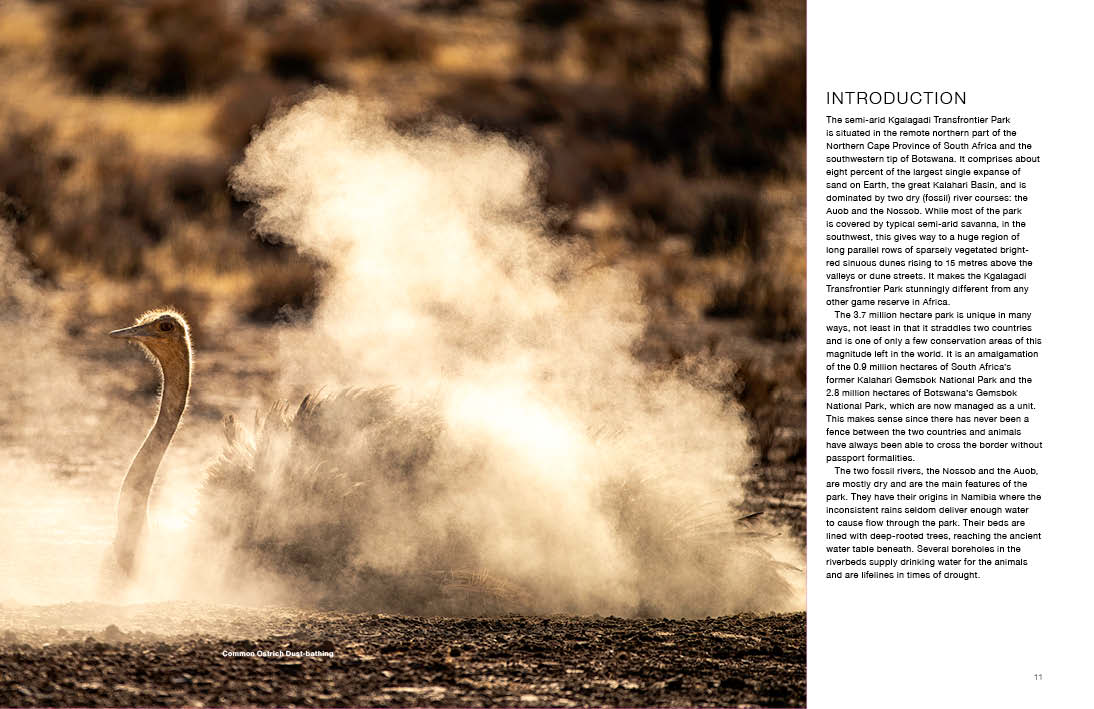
[0,222,116,604]
[0,91,802,617]
[215,90,803,616]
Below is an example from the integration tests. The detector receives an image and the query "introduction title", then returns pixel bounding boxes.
[827,91,966,105]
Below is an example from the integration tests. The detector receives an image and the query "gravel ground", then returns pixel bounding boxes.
[0,607,804,707]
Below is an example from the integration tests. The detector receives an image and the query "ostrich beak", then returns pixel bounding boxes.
[110,324,154,340]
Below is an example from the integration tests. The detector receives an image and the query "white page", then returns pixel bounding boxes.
[808,1,1094,706]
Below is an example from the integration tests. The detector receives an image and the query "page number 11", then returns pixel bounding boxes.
[1034,674,1043,681]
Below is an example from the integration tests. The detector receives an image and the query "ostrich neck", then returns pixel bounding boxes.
[114,352,190,572]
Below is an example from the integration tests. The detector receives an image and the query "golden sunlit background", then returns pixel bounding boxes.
[0,0,804,608]
[1,2,803,335]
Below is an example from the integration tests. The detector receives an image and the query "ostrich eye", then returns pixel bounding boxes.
[159,321,174,332]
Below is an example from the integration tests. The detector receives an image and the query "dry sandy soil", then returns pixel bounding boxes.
[0,607,804,707]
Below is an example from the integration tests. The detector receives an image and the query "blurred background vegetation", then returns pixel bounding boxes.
[0,0,804,499]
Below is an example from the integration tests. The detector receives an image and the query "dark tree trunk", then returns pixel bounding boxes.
[705,1,752,104]
[705,0,731,103]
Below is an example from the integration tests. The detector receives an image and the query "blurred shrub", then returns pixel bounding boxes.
[245,256,322,322]
[674,51,805,176]
[331,3,436,62]
[55,0,248,95]
[732,357,781,463]
[0,113,318,321]
[620,166,767,256]
[518,31,561,64]
[53,0,131,94]
[519,0,589,28]
[732,349,806,463]
[738,269,804,340]
[48,136,172,278]
[648,93,778,175]
[542,138,637,206]
[621,164,699,242]
[0,123,58,235]
[142,0,249,94]
[433,75,561,135]
[419,0,480,13]
[692,184,767,256]
[243,0,288,23]
[264,18,335,82]
[577,12,681,82]
[0,122,165,280]
[549,49,805,176]
[259,4,434,82]
[707,253,804,341]
[212,75,304,154]
[163,158,232,218]
[734,51,806,154]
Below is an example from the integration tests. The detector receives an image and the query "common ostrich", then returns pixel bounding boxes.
[107,307,481,611]
[107,308,798,616]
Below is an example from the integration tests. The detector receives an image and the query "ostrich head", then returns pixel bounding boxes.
[110,309,191,369]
